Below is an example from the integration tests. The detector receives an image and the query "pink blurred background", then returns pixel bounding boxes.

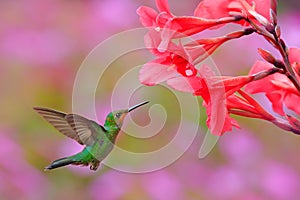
[1,0,300,199]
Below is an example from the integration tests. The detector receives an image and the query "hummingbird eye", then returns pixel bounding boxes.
[115,113,121,118]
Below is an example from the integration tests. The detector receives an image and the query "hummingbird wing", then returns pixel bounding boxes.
[34,107,106,146]
[34,107,82,143]
[65,114,107,146]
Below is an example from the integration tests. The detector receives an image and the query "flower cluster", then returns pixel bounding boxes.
[137,0,300,136]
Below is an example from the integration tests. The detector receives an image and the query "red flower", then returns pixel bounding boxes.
[289,48,300,77]
[139,54,198,86]
[137,0,239,51]
[140,28,253,86]
[197,66,246,135]
[140,32,259,135]
[188,28,255,63]
[139,60,178,86]
[227,90,275,121]
[136,0,172,28]
[139,31,201,86]
[245,48,300,116]
[194,0,276,26]
[167,65,259,135]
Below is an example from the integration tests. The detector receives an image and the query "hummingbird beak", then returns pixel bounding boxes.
[128,101,149,112]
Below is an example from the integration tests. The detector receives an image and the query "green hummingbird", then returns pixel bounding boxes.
[34,101,149,171]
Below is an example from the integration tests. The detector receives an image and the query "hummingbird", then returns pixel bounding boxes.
[34,101,149,171]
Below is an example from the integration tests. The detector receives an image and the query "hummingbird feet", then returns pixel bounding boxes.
[90,161,100,171]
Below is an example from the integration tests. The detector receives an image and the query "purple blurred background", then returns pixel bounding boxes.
[1,0,300,199]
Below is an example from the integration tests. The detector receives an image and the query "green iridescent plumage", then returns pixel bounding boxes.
[34,101,149,171]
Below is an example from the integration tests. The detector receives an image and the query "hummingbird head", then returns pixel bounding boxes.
[104,101,149,128]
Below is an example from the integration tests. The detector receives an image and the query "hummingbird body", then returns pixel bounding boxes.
[34,101,148,171]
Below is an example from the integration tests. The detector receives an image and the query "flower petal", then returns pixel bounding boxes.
[167,76,202,93]
[194,0,229,19]
[198,65,239,135]
[144,30,179,57]
[285,93,300,115]
[139,61,178,86]
[194,0,276,26]
[289,47,300,64]
[205,100,240,136]
[245,61,275,93]
[137,6,158,27]
[266,91,285,116]
[155,0,172,15]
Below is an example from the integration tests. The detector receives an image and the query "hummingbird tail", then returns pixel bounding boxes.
[44,157,76,171]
